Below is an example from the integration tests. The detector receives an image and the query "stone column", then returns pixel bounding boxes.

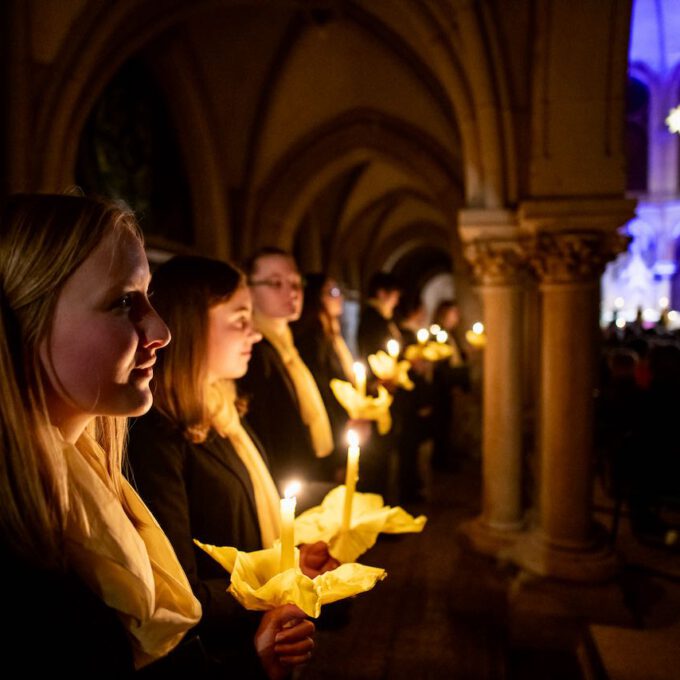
[459,211,528,555]
[515,200,634,581]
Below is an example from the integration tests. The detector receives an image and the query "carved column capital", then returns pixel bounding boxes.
[530,231,629,284]
[463,238,529,286]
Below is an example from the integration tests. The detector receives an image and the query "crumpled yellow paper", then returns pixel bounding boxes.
[367,351,414,391]
[330,379,393,434]
[294,486,427,563]
[404,341,454,362]
[194,541,386,618]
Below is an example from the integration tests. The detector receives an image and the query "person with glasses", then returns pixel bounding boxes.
[292,274,356,481]
[240,248,334,488]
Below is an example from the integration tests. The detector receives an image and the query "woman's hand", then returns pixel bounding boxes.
[299,541,340,578]
[255,605,315,680]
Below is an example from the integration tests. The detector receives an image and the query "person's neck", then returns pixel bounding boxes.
[368,298,391,320]
[51,413,91,444]
[254,311,289,335]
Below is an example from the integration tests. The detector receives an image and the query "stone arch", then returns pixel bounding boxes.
[245,109,463,254]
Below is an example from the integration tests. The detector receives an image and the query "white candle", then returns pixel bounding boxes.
[416,328,429,345]
[280,481,300,572]
[341,430,360,532]
[386,339,400,358]
[436,330,448,343]
[353,361,366,397]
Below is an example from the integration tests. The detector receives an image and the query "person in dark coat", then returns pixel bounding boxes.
[292,274,356,480]
[240,249,335,489]
[0,194,202,677]
[128,256,331,679]
[357,271,403,359]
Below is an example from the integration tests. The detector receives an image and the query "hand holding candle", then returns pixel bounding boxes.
[341,430,360,532]
[280,481,300,572]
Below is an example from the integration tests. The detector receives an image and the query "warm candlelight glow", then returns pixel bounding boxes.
[436,330,448,343]
[659,296,669,309]
[472,322,484,335]
[353,361,366,397]
[614,296,625,309]
[416,328,429,344]
[429,324,441,336]
[280,480,300,572]
[615,317,626,329]
[386,339,400,358]
[341,432,361,532]
[284,480,301,499]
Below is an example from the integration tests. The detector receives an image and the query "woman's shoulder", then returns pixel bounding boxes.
[127,409,187,460]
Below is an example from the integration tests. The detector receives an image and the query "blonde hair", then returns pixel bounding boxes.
[149,256,244,443]
[0,194,142,567]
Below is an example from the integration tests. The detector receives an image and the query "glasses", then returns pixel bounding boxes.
[325,286,343,298]
[249,278,305,292]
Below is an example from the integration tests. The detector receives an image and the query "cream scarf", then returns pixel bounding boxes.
[254,311,334,458]
[62,432,201,669]
[207,380,281,548]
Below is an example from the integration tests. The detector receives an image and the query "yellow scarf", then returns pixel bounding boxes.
[254,312,334,458]
[63,433,201,669]
[207,380,281,548]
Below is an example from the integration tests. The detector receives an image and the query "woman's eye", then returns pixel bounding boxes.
[116,294,133,310]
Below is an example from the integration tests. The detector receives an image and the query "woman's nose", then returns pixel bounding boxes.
[142,307,171,349]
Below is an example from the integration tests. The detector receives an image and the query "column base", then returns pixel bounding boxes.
[511,527,620,583]
[459,515,525,558]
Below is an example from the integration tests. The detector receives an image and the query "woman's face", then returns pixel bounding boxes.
[42,229,171,435]
[321,278,344,319]
[206,286,262,382]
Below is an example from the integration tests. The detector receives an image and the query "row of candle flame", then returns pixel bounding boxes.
[277,322,485,571]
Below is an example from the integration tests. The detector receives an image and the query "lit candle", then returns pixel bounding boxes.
[659,296,670,309]
[429,324,441,336]
[416,328,429,345]
[436,330,448,343]
[386,339,400,358]
[341,430,360,532]
[472,322,484,335]
[353,361,366,397]
[280,480,300,572]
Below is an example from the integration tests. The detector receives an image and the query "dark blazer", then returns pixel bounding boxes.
[238,337,318,483]
[127,409,265,676]
[357,305,401,360]
[3,543,135,678]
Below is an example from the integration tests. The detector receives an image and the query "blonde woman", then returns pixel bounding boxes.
[128,256,327,679]
[0,194,201,675]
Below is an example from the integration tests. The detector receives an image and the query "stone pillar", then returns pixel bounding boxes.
[459,211,528,555]
[515,200,634,581]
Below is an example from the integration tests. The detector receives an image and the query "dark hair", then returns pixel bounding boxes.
[244,246,291,278]
[432,299,459,327]
[367,271,401,298]
[149,255,244,441]
[292,273,333,339]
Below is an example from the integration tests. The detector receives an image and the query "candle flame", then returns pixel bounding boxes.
[659,296,669,308]
[352,361,365,378]
[436,330,448,343]
[614,296,625,309]
[416,328,429,343]
[429,324,441,335]
[347,429,359,447]
[283,481,301,498]
[472,322,484,335]
[386,339,400,357]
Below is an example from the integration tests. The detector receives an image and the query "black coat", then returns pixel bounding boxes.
[3,543,135,678]
[238,338,319,483]
[127,409,265,676]
[357,305,401,360]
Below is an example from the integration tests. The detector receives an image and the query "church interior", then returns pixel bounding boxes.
[1,0,679,678]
